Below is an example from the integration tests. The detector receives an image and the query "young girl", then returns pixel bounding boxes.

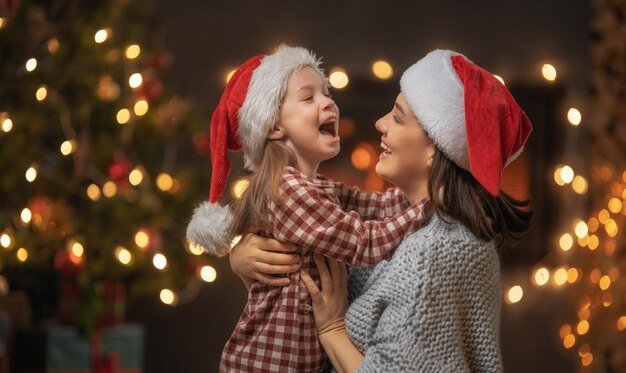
[186,45,430,372]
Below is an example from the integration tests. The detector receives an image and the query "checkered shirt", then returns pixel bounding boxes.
[220,167,429,372]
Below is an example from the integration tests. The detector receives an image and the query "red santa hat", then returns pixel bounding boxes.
[400,49,532,196]
[186,45,325,256]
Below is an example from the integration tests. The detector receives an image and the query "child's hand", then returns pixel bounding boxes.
[302,254,348,336]
[230,233,300,287]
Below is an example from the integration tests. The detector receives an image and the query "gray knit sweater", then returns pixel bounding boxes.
[344,214,503,372]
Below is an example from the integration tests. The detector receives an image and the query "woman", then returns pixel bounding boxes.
[230,49,533,372]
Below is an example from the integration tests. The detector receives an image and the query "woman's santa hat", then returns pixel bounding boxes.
[186,45,325,256]
[400,49,532,196]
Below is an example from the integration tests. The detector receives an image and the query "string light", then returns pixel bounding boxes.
[230,235,242,249]
[231,178,249,199]
[86,184,102,201]
[156,173,174,192]
[200,266,217,282]
[567,108,582,126]
[351,144,374,170]
[572,176,588,194]
[605,219,618,237]
[574,221,588,238]
[21,208,32,224]
[560,166,574,184]
[577,320,590,335]
[1,116,12,132]
[598,209,610,224]
[115,246,132,265]
[0,18,4,29]
[533,267,550,286]
[608,197,622,213]
[129,168,144,186]
[134,99,149,116]
[188,242,204,256]
[542,63,557,81]
[567,268,579,283]
[559,233,573,251]
[134,229,149,250]
[554,167,566,186]
[94,28,111,43]
[25,166,37,182]
[60,140,77,156]
[70,241,84,257]
[17,248,28,262]
[617,316,626,331]
[559,324,571,339]
[506,285,523,304]
[493,75,505,85]
[226,70,236,84]
[47,38,59,53]
[0,233,12,249]
[125,44,141,59]
[102,180,117,197]
[599,275,611,290]
[36,85,48,102]
[129,73,143,88]
[160,288,177,305]
[329,68,349,89]
[554,267,568,286]
[25,58,37,72]
[153,253,167,270]
[581,352,593,366]
[116,108,130,125]
[563,334,575,348]
[372,60,393,80]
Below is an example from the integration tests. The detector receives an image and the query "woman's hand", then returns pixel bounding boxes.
[301,254,348,336]
[229,233,301,287]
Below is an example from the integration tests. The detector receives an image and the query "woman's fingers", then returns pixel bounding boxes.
[254,273,291,287]
[302,270,322,301]
[254,262,300,275]
[313,254,332,296]
[257,250,301,266]
[327,257,342,293]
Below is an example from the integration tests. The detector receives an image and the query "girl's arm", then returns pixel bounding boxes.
[330,179,409,220]
[301,255,363,373]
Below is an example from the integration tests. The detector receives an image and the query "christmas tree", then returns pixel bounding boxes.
[0,0,213,331]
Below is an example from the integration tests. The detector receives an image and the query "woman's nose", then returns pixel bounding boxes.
[375,117,388,134]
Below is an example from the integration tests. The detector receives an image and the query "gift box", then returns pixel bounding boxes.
[58,280,125,329]
[14,323,144,373]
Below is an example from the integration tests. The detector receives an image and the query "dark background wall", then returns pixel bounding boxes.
[126,1,590,371]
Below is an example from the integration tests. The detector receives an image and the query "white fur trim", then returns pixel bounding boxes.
[186,202,233,257]
[238,45,325,170]
[400,50,470,171]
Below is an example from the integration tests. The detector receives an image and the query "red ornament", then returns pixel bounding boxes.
[0,0,21,19]
[107,155,132,182]
[139,75,163,103]
[192,132,211,156]
[54,250,84,277]
[151,51,174,72]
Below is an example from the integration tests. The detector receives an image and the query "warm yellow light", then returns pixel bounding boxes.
[156,173,174,191]
[129,168,143,186]
[577,235,589,247]
[577,320,589,335]
[231,178,249,199]
[609,267,620,281]
[17,248,28,262]
[70,241,84,257]
[116,108,130,125]
[25,166,37,182]
[0,233,12,249]
[352,146,373,170]
[1,118,12,132]
[554,267,568,286]
[599,275,611,290]
[506,285,523,304]
[200,265,217,282]
[598,209,610,224]
[587,217,599,233]
[553,167,565,186]
[563,334,575,349]
[533,267,550,286]
[125,44,141,59]
[36,86,48,102]
[602,293,613,307]
[329,68,349,89]
[134,99,149,116]
[160,288,176,305]
[115,246,132,265]
[47,38,59,53]
[590,268,602,284]
[129,73,143,88]
[572,176,588,194]
[102,180,117,198]
[0,18,4,29]
[94,28,110,43]
[21,208,32,224]
[60,140,76,156]
[188,242,204,256]
[608,198,622,213]
[87,184,102,201]
[567,268,579,283]
[605,219,618,237]
[559,324,571,339]
[567,108,582,126]
[230,235,242,249]
[617,316,626,331]
[559,233,573,251]
[493,75,505,85]
[153,253,167,270]
[560,166,574,184]
[134,230,149,249]
[574,221,588,239]
[372,60,393,80]
[542,63,557,81]
[25,58,38,72]
[581,352,593,366]
[226,70,236,84]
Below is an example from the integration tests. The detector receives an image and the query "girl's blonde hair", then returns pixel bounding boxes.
[228,140,297,237]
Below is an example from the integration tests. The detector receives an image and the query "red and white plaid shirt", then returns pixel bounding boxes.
[220,167,429,372]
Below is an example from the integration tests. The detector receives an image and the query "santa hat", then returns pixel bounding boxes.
[186,45,325,256]
[400,49,532,196]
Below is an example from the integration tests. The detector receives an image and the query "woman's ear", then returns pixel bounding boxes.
[267,127,285,140]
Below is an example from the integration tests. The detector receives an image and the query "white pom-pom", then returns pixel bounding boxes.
[186,202,233,257]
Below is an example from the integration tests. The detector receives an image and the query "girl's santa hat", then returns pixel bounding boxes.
[186,45,325,256]
[400,50,532,196]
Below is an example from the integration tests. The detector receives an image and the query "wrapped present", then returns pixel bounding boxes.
[14,323,144,373]
[58,280,125,329]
